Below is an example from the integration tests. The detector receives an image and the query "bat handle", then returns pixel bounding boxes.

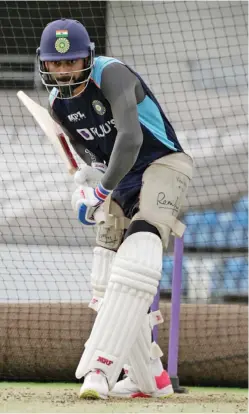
[68,166,79,175]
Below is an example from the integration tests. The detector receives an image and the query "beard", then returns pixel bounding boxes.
[55,76,74,84]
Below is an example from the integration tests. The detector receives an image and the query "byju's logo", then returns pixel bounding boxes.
[77,119,116,140]
[77,128,94,140]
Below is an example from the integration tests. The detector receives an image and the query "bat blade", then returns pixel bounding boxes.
[17,91,105,225]
[17,90,78,174]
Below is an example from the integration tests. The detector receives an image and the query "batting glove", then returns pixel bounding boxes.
[72,184,111,226]
[74,162,107,187]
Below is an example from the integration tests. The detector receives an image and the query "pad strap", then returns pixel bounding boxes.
[125,312,164,393]
[103,197,130,230]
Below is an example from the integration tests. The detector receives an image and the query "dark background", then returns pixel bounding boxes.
[0,1,106,55]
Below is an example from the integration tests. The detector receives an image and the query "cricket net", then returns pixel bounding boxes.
[0,1,247,386]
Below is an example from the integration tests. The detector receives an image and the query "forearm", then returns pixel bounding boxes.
[101,131,142,190]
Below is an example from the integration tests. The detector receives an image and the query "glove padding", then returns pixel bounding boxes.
[72,184,111,226]
[74,162,107,187]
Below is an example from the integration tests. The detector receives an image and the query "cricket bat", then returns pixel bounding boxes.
[17,91,105,224]
[17,90,78,174]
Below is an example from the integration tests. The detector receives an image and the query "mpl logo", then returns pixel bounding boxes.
[68,111,86,122]
[97,356,113,366]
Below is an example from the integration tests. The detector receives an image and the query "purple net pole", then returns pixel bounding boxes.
[167,236,184,378]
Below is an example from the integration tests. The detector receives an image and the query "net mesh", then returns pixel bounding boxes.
[0,1,248,386]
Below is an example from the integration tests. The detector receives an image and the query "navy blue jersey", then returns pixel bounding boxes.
[49,56,183,174]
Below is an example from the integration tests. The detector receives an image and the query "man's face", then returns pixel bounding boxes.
[45,59,84,84]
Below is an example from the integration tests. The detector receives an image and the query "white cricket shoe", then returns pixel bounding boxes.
[109,370,174,399]
[79,369,109,399]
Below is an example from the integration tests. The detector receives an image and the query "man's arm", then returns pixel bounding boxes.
[48,105,101,166]
[100,63,144,190]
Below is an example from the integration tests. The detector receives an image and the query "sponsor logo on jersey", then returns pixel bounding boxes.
[67,111,86,122]
[92,100,106,115]
[85,148,97,161]
[77,128,94,140]
[77,119,116,140]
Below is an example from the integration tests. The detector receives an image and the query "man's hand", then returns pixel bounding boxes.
[71,184,111,225]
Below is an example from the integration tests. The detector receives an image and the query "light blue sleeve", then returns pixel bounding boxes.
[137,96,177,151]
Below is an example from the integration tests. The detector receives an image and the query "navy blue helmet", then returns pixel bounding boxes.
[37,19,95,98]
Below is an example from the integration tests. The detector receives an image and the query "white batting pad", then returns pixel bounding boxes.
[125,311,164,393]
[88,247,116,312]
[75,232,163,390]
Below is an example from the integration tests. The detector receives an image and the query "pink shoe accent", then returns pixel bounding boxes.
[131,392,152,398]
[155,370,172,390]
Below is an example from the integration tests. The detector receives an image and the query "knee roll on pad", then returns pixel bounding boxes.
[75,232,163,389]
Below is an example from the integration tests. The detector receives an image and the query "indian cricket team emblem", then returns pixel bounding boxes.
[55,29,70,53]
[92,100,106,115]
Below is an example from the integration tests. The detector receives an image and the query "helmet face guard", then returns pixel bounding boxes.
[37,19,95,99]
[37,46,95,99]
